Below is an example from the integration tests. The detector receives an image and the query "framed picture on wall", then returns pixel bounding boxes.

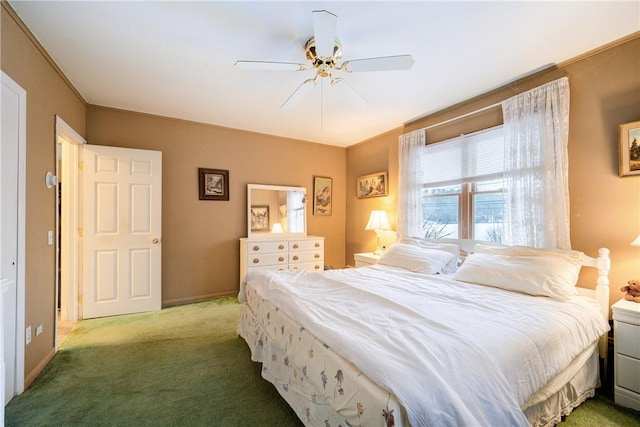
[357,171,388,199]
[250,205,270,231]
[198,168,229,200]
[313,176,333,216]
[619,121,640,177]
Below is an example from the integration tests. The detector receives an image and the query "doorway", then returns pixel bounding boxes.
[55,116,85,348]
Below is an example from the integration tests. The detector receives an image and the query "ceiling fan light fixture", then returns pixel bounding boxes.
[235,9,414,111]
[304,37,343,63]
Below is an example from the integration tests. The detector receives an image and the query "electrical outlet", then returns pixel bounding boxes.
[26,326,31,345]
[36,324,43,336]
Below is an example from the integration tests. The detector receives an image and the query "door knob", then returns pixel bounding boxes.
[152,238,159,244]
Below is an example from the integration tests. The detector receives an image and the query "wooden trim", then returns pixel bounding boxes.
[161,291,238,307]
[404,66,568,133]
[1,1,87,105]
[23,348,55,390]
[558,31,640,69]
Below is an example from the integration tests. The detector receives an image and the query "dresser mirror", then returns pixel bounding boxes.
[247,184,307,237]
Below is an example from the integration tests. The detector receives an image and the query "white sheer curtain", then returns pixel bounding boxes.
[397,129,425,238]
[502,77,571,249]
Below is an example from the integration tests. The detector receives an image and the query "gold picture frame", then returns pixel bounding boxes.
[619,120,640,177]
[357,171,388,199]
[313,176,332,216]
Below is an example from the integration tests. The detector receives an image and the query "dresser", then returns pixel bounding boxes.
[239,236,324,286]
[612,298,640,410]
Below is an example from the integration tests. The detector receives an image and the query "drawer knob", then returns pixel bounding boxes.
[293,243,299,249]
[252,245,260,251]
[293,255,299,261]
[252,258,260,264]
[314,265,320,270]
[314,254,320,259]
[315,243,320,248]
[278,257,285,262]
[278,244,285,250]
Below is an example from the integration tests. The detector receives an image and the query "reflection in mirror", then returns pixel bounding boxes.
[248,184,307,237]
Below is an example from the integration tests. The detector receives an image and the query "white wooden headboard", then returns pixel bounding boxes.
[578,248,611,359]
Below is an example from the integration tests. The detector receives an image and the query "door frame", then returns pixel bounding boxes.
[1,71,26,397]
[55,116,85,332]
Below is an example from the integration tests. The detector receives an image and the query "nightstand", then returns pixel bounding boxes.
[612,298,640,411]
[354,252,381,267]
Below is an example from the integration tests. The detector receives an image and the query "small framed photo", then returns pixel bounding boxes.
[250,205,270,232]
[357,171,388,199]
[199,168,229,200]
[619,121,640,177]
[313,176,333,216]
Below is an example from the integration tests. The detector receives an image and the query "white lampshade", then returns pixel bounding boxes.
[365,210,391,231]
[365,210,391,255]
[631,234,640,247]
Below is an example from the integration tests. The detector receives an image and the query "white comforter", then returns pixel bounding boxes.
[240,266,609,426]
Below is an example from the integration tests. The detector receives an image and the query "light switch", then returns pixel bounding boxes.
[48,230,54,245]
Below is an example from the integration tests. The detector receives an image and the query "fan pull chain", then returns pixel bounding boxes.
[320,79,324,131]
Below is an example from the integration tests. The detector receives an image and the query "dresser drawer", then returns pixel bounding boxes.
[247,241,288,254]
[617,353,640,393]
[289,239,323,252]
[289,261,323,272]
[247,253,288,268]
[248,264,288,273]
[289,251,323,264]
[617,322,640,359]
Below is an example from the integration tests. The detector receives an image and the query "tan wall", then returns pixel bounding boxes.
[1,4,87,382]
[86,106,347,304]
[346,129,402,262]
[346,34,640,306]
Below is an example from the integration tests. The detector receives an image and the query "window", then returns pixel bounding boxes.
[421,126,504,242]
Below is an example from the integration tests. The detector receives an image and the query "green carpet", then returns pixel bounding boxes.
[5,298,640,426]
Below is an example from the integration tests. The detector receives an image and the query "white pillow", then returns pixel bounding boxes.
[453,245,583,300]
[400,237,460,273]
[377,243,456,275]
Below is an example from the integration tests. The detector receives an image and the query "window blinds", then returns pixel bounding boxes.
[422,125,504,187]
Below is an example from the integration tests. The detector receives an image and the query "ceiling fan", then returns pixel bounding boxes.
[234,10,415,109]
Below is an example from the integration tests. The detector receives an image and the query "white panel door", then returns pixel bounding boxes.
[1,72,23,406]
[82,145,162,318]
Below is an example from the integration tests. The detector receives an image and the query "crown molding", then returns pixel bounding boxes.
[2,1,87,105]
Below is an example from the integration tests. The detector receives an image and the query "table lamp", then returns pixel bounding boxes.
[365,210,391,255]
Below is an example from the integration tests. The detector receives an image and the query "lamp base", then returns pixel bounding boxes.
[372,234,382,255]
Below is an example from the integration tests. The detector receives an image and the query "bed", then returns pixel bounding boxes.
[237,238,611,426]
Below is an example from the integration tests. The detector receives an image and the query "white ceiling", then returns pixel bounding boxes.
[8,1,640,147]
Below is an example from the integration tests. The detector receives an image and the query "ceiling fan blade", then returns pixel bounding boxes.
[312,10,337,58]
[344,54,415,72]
[281,79,315,109]
[234,60,306,71]
[332,78,367,109]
